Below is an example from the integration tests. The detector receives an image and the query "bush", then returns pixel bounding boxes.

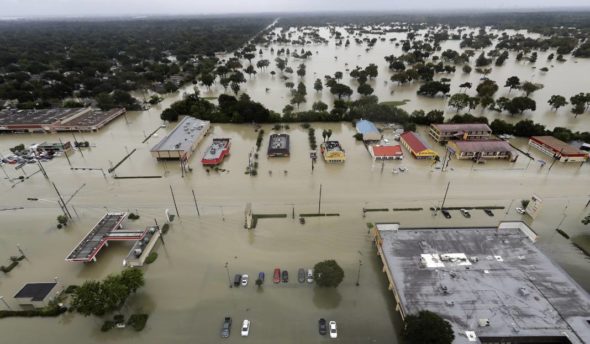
[0,305,66,319]
[128,213,140,220]
[145,252,158,264]
[64,285,79,294]
[127,314,149,331]
[161,223,170,234]
[521,199,530,208]
[0,261,19,273]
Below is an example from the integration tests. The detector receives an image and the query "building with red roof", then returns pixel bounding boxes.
[368,144,403,160]
[400,132,438,159]
[529,136,588,162]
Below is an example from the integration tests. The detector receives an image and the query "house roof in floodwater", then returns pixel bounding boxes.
[14,282,57,301]
[355,119,379,135]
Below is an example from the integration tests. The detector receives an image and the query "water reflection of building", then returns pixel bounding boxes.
[528,136,589,162]
[267,133,290,157]
[150,117,209,160]
[373,222,590,344]
[320,140,346,163]
[399,131,437,159]
[429,123,492,143]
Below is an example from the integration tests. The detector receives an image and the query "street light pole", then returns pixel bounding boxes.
[356,259,362,286]
[225,262,232,288]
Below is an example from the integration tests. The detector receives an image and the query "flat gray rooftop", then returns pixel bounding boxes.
[377,224,590,344]
[151,117,209,153]
[0,108,83,125]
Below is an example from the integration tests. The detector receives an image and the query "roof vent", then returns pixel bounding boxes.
[519,287,529,296]
[465,331,477,342]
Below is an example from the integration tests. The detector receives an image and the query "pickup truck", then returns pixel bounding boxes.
[221,317,232,338]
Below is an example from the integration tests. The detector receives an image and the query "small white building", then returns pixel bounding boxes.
[14,282,58,310]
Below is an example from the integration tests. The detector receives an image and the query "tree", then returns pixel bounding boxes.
[504,76,520,93]
[220,77,230,91]
[275,58,286,73]
[521,81,542,96]
[334,71,343,81]
[285,81,295,89]
[313,260,344,288]
[548,95,567,111]
[570,92,590,117]
[503,97,536,115]
[243,53,255,64]
[312,101,328,112]
[417,81,450,97]
[476,79,499,98]
[330,83,353,99]
[256,59,270,71]
[462,64,472,74]
[459,82,472,92]
[365,63,378,79]
[401,310,455,344]
[230,82,240,95]
[357,84,374,96]
[475,52,491,67]
[200,73,215,89]
[480,96,495,111]
[297,63,306,78]
[290,91,306,108]
[244,65,257,78]
[314,78,323,92]
[57,215,68,227]
[71,269,145,317]
[448,93,470,112]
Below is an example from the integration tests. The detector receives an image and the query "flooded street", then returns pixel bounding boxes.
[0,25,590,344]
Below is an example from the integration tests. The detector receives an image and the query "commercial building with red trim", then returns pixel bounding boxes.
[529,136,588,162]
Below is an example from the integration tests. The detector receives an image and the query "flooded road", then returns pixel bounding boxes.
[0,25,589,344]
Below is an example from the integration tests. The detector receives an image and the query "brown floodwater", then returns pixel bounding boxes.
[0,24,589,344]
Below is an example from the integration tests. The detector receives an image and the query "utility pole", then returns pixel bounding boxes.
[548,148,563,172]
[53,182,72,219]
[192,189,200,217]
[440,181,451,211]
[59,138,72,168]
[318,184,323,214]
[356,259,362,286]
[154,218,165,245]
[170,185,180,218]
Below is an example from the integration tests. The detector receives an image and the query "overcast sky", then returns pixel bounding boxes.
[2,0,589,17]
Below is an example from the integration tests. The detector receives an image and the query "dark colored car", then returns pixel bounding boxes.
[234,274,242,287]
[484,209,494,217]
[318,318,327,335]
[441,209,451,219]
[282,270,289,283]
[298,268,305,283]
[273,268,281,283]
[221,317,232,338]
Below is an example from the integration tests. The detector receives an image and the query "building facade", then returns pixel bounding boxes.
[529,136,589,162]
[429,123,492,142]
[447,140,518,162]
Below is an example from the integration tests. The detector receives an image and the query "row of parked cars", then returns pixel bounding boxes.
[233,268,314,287]
[1,151,57,165]
[221,317,337,339]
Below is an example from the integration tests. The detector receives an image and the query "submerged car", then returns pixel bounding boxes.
[282,270,289,283]
[221,317,232,338]
[329,321,338,339]
[258,271,265,283]
[441,209,451,219]
[241,274,249,287]
[460,209,471,218]
[484,209,494,217]
[298,268,305,283]
[241,319,250,337]
[318,318,327,335]
[307,269,314,283]
[273,268,281,283]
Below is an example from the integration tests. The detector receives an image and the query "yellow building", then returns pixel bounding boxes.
[321,141,346,163]
[399,131,438,160]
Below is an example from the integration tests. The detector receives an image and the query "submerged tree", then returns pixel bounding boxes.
[313,260,344,288]
[402,310,455,344]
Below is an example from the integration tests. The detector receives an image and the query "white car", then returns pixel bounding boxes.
[241,274,249,287]
[241,319,250,337]
[329,321,337,339]
[307,269,314,283]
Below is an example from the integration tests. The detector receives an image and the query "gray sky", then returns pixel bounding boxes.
[2,0,589,17]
